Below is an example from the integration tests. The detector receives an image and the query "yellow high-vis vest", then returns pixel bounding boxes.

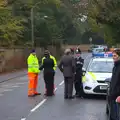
[42,55,57,70]
[27,54,40,73]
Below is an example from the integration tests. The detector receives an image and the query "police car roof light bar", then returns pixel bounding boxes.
[93,53,113,58]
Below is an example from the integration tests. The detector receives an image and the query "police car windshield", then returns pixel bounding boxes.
[88,60,114,73]
[93,48,104,52]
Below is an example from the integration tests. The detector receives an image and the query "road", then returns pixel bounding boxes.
[0,53,108,120]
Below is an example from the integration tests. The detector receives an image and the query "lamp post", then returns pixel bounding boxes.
[31,2,48,48]
[89,37,92,45]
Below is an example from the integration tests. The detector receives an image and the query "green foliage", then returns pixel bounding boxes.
[88,0,120,45]
[0,0,83,47]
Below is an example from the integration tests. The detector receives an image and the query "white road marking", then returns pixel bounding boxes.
[59,81,64,86]
[21,79,66,120]
[2,85,9,87]
[21,118,26,120]
[16,82,27,85]
[3,89,13,92]
[31,99,47,112]
[11,85,20,88]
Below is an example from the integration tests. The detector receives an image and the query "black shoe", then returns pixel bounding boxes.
[28,94,35,97]
[64,96,68,99]
[35,93,41,96]
[68,96,75,99]
[75,94,79,97]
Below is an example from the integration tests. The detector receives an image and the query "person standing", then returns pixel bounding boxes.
[109,49,120,120]
[40,50,56,96]
[27,49,41,97]
[74,49,84,97]
[58,49,76,99]
[42,50,57,94]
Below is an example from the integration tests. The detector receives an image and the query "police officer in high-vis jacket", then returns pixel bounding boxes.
[40,50,57,96]
[74,49,84,97]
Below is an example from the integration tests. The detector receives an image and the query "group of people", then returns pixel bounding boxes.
[27,49,57,97]
[27,48,84,99]
[26,47,120,119]
[58,48,84,99]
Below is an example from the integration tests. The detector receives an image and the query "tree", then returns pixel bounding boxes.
[87,0,120,45]
[0,0,86,47]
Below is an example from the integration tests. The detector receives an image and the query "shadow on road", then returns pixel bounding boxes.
[83,94,106,100]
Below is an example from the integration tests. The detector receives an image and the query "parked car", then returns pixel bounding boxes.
[82,56,113,95]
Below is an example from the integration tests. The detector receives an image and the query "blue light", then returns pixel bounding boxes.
[92,52,113,58]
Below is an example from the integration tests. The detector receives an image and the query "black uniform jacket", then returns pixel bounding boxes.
[40,56,55,74]
[74,54,84,74]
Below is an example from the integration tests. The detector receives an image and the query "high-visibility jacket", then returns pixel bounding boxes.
[42,55,57,70]
[27,54,40,73]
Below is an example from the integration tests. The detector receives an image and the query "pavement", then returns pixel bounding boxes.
[0,53,108,120]
[0,69,27,83]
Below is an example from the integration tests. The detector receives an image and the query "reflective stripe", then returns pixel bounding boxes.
[42,57,45,64]
[88,72,96,80]
[29,88,35,91]
[82,76,86,82]
[42,56,57,70]
[28,66,39,68]
[50,55,57,70]
[82,72,96,83]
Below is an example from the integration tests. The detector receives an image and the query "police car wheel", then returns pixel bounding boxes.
[82,91,87,98]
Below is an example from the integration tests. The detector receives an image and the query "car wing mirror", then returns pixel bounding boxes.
[105,78,111,84]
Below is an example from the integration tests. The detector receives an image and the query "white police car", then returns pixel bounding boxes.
[92,48,105,57]
[82,53,114,95]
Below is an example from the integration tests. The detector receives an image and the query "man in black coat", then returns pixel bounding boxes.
[109,49,120,120]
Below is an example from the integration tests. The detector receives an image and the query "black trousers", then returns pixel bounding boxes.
[74,73,83,96]
[109,100,119,120]
[44,71,55,96]
[64,77,74,98]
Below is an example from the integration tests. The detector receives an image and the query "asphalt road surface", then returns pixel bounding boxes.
[0,53,108,120]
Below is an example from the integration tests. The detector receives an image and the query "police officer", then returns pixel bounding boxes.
[74,49,84,97]
[40,50,56,96]
[76,47,81,54]
[58,49,76,99]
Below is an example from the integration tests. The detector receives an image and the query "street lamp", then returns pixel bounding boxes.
[31,2,48,48]
[89,37,92,44]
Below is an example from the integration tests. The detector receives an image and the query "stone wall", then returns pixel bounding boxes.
[0,44,89,73]
[0,47,58,73]
[62,44,90,51]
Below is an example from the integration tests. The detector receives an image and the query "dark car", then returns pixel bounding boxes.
[105,78,111,115]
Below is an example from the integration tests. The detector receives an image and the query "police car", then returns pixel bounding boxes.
[82,53,114,95]
[92,47,105,57]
